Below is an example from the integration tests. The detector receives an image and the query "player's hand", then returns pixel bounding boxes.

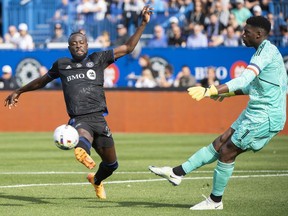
[210,92,236,102]
[4,92,20,109]
[187,85,218,101]
[141,5,153,24]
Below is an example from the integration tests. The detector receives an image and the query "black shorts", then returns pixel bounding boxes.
[68,112,114,149]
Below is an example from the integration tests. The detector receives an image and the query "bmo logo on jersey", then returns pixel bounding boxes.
[66,69,96,82]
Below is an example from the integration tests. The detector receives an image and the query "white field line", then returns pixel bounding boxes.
[0,170,288,175]
[0,173,288,189]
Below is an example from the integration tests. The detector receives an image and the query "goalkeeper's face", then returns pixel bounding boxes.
[68,33,88,62]
[241,24,257,47]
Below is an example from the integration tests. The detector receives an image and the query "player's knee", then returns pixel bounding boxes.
[219,143,238,163]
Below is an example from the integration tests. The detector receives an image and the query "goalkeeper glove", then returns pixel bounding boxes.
[210,92,236,102]
[187,85,218,101]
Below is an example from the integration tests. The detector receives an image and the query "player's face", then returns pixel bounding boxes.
[241,24,258,48]
[68,33,88,61]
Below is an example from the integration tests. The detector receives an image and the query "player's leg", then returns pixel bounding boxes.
[87,137,118,199]
[149,127,234,185]
[190,138,245,210]
[69,117,96,169]
[191,116,276,210]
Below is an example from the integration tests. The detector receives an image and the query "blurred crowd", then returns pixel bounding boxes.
[0,0,288,50]
[125,53,221,88]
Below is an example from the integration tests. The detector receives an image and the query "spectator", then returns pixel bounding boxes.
[244,0,260,11]
[122,0,145,33]
[174,65,196,87]
[252,5,262,16]
[53,0,70,26]
[266,12,285,37]
[186,24,208,48]
[227,13,242,36]
[150,0,167,14]
[166,16,180,39]
[184,1,206,36]
[231,0,252,27]
[214,0,230,27]
[127,54,156,86]
[4,25,19,47]
[280,24,288,47]
[137,54,160,79]
[260,0,274,16]
[222,25,241,47]
[199,66,220,88]
[147,25,168,47]
[165,0,181,16]
[188,1,206,26]
[206,13,226,46]
[91,0,107,21]
[14,23,34,50]
[106,0,124,23]
[158,64,175,87]
[168,25,186,47]
[94,31,111,48]
[79,28,94,42]
[76,0,95,27]
[46,23,68,44]
[0,65,19,90]
[111,24,130,46]
[135,68,157,88]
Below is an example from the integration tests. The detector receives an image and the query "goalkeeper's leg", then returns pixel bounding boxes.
[173,128,234,176]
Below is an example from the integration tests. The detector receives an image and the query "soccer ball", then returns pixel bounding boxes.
[53,124,79,150]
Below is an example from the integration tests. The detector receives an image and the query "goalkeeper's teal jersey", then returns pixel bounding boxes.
[228,40,287,131]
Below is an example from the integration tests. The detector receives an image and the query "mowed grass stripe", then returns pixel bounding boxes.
[1,173,287,188]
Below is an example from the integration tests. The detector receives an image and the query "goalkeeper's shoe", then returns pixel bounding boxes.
[74,147,96,169]
[190,195,223,210]
[87,173,107,199]
[148,166,182,186]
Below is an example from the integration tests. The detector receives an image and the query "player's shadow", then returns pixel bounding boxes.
[115,201,189,209]
[84,200,189,209]
[0,193,50,205]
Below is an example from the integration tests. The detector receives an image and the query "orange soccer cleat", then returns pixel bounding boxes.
[87,173,106,199]
[74,147,96,169]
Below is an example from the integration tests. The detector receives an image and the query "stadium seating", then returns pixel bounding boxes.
[1,0,288,48]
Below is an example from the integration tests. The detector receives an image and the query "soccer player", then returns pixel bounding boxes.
[4,5,153,199]
[149,16,287,210]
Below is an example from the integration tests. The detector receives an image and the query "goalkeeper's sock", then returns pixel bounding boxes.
[212,160,235,197]
[94,161,119,185]
[181,143,219,174]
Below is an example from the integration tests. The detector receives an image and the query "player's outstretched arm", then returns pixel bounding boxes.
[113,5,153,59]
[4,74,53,109]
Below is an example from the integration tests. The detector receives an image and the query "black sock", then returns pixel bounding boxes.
[172,165,186,176]
[94,161,118,185]
[210,193,222,203]
[75,137,91,155]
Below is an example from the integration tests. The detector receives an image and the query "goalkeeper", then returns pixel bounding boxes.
[149,16,287,210]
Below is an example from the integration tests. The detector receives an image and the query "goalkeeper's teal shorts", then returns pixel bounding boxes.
[231,110,279,152]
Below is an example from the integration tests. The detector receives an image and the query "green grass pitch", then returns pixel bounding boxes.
[0,133,287,216]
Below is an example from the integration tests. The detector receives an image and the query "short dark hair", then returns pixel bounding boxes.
[246,16,271,35]
[68,31,86,43]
